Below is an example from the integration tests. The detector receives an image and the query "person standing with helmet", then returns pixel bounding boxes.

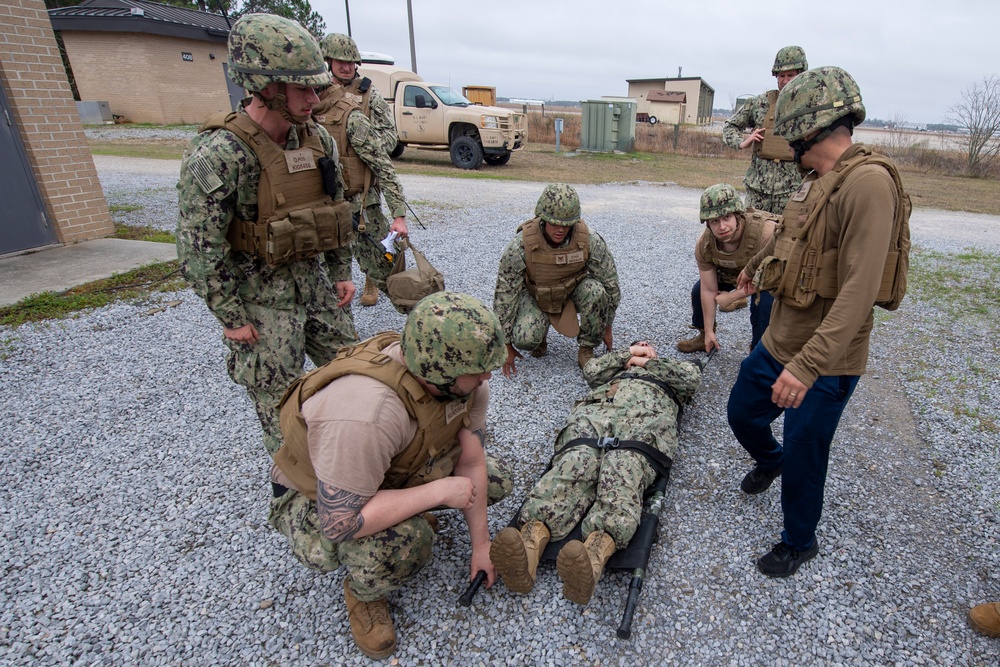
[176,13,358,458]
[493,183,621,374]
[313,33,410,310]
[676,184,778,354]
[727,67,910,577]
[724,46,808,216]
[267,292,513,659]
[490,341,702,605]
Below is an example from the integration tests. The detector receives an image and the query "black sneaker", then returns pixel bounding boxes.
[756,540,819,578]
[740,464,782,494]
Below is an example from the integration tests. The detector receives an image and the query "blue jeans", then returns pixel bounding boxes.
[727,344,859,550]
[689,279,773,350]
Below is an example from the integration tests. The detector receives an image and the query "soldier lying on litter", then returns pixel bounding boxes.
[490,341,702,605]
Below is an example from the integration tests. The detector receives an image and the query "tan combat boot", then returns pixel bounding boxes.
[360,276,379,307]
[489,520,550,594]
[556,529,616,605]
[531,331,548,358]
[968,601,1000,638]
[719,295,748,312]
[343,577,397,659]
[577,345,595,369]
[676,328,705,354]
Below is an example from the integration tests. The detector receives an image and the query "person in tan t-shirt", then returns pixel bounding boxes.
[267,292,512,660]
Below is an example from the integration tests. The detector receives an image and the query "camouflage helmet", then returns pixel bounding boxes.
[321,33,361,64]
[700,184,745,221]
[534,183,581,227]
[400,291,505,387]
[774,66,866,143]
[772,45,808,75]
[226,13,332,92]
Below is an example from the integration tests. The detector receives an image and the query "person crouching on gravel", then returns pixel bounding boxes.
[676,184,777,354]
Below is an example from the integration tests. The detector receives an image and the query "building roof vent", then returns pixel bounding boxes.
[131,7,145,16]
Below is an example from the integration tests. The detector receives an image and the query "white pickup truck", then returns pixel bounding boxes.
[357,63,526,169]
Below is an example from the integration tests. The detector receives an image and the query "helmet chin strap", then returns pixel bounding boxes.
[257,84,309,127]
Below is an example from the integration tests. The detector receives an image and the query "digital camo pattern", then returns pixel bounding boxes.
[227,13,331,92]
[723,93,803,214]
[320,33,361,63]
[268,455,513,600]
[518,350,702,547]
[315,80,407,298]
[400,292,506,386]
[774,66,866,143]
[772,46,808,75]
[534,183,581,227]
[700,183,745,221]
[494,229,620,348]
[176,116,357,456]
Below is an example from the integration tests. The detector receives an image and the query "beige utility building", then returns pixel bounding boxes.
[626,76,715,125]
[49,0,241,125]
[1,0,113,255]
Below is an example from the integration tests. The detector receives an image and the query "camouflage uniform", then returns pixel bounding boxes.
[518,349,702,548]
[268,457,512,598]
[314,79,408,300]
[723,94,803,214]
[494,230,620,351]
[176,14,357,458]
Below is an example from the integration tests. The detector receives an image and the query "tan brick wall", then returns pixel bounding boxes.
[63,31,233,124]
[0,0,113,246]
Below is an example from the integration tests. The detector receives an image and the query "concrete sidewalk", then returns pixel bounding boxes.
[0,238,178,308]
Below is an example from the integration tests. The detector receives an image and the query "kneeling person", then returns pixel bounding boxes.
[268,292,513,659]
[490,342,702,605]
[677,184,778,354]
[494,183,621,374]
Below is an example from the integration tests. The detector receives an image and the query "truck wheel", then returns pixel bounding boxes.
[390,142,405,159]
[648,116,658,125]
[450,136,484,169]
[484,152,511,166]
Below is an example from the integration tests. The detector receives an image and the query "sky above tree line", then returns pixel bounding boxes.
[308,0,995,125]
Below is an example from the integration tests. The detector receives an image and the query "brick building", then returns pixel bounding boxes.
[49,0,242,124]
[0,0,113,255]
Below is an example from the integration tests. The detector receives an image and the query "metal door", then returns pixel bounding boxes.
[0,81,56,255]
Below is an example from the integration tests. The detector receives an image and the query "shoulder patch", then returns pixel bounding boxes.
[188,154,224,194]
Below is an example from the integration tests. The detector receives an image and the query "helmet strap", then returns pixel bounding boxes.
[259,84,309,128]
[791,116,855,163]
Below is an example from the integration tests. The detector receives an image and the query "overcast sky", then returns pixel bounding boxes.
[309,0,994,125]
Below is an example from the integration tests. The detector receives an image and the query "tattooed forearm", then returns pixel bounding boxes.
[471,427,485,449]
[317,481,370,543]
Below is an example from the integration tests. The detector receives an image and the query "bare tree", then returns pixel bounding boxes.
[948,74,1000,177]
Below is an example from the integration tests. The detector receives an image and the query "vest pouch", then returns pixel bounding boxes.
[265,217,297,267]
[386,238,446,313]
[288,209,320,260]
[752,256,785,292]
[781,243,820,310]
[533,284,568,314]
[313,200,353,250]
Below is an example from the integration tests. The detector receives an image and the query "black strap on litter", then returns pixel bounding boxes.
[554,436,672,481]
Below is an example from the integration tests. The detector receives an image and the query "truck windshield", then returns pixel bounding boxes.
[429,86,472,107]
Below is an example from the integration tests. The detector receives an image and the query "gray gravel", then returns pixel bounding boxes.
[2,144,999,666]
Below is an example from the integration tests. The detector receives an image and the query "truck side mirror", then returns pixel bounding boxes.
[415,94,427,109]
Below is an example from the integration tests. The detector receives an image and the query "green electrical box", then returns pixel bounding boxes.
[580,99,636,152]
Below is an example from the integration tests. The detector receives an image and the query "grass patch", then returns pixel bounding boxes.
[0,261,186,328]
[90,140,187,160]
[109,203,142,214]
[907,248,1000,322]
[112,222,175,244]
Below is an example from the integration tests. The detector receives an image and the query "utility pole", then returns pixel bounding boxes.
[344,0,352,36]
[407,0,417,74]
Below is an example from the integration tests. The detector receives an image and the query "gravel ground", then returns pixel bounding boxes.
[1,144,998,666]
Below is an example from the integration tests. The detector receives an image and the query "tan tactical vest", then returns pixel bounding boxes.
[274,332,472,500]
[697,209,777,285]
[520,218,591,314]
[752,147,911,311]
[314,78,373,200]
[201,112,353,267]
[754,90,795,162]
